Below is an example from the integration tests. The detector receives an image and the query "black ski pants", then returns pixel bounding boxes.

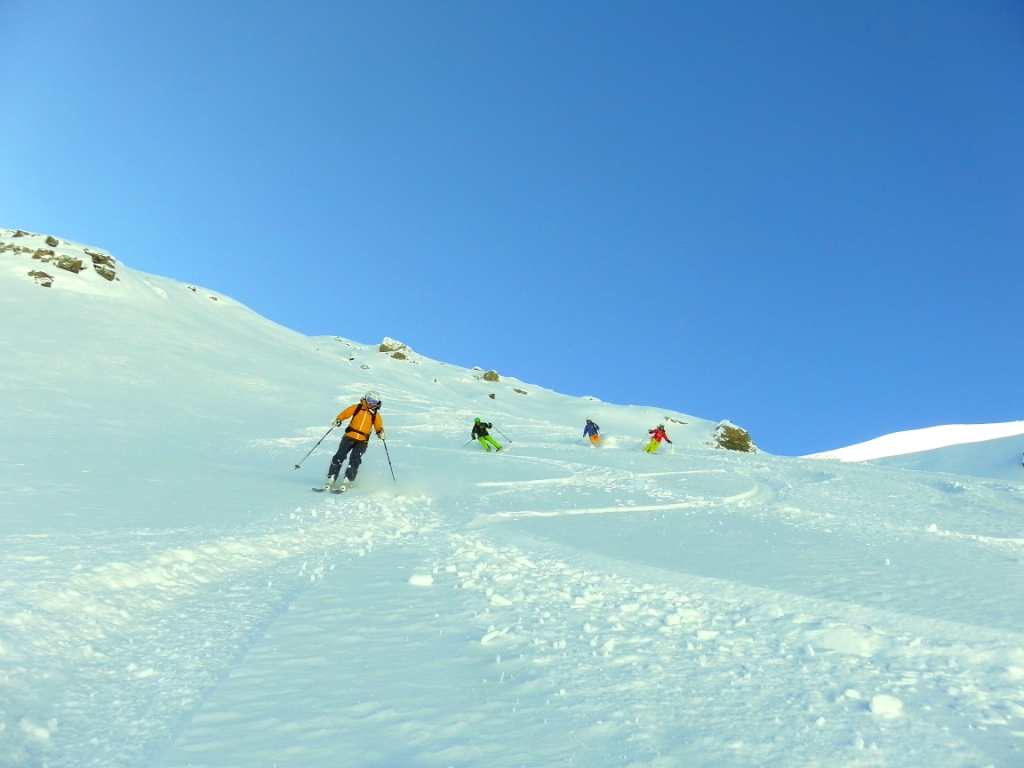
[328,435,368,482]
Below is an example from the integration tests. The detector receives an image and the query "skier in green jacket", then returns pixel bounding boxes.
[471,418,502,452]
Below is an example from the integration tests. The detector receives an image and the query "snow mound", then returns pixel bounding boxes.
[814,626,888,657]
[869,694,903,717]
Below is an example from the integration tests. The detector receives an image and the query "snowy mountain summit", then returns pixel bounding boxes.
[3,230,1024,768]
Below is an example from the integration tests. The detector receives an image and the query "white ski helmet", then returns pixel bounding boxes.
[365,390,381,406]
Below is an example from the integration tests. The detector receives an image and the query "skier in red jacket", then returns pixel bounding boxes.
[644,424,672,453]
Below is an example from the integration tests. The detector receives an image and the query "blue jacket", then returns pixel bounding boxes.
[583,422,600,436]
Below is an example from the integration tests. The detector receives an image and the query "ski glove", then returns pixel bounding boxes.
[377,430,387,440]
[334,419,343,427]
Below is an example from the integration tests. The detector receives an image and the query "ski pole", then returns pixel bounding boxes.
[494,428,512,443]
[294,426,334,469]
[575,435,586,444]
[381,438,397,483]
[464,438,476,447]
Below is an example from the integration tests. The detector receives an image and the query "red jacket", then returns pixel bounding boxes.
[649,428,671,443]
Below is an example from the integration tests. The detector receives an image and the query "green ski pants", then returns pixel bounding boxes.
[478,435,502,451]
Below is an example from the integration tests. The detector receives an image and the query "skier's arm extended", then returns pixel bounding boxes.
[334,404,357,426]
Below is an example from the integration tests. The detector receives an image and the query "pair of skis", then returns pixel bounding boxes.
[312,483,350,494]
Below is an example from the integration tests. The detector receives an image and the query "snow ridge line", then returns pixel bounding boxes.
[474,468,729,488]
[468,500,706,527]
[470,477,762,525]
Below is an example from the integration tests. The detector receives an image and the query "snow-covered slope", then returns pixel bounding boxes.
[806,421,1024,481]
[3,230,1024,768]
[1,227,711,537]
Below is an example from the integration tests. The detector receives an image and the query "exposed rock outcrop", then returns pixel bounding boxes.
[85,249,117,281]
[709,421,757,453]
[2,230,120,286]
[379,337,410,354]
[27,270,53,287]
[55,256,84,273]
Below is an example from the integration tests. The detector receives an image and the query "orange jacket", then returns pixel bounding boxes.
[336,399,384,442]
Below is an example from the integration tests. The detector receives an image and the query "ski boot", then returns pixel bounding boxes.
[314,475,337,493]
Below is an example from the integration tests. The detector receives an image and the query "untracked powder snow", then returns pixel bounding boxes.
[2,229,1023,767]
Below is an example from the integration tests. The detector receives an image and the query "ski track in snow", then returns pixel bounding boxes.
[0,495,433,767]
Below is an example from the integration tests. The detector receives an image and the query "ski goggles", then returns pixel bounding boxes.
[365,397,380,408]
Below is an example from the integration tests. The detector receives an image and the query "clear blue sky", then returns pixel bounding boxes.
[2,1,1022,455]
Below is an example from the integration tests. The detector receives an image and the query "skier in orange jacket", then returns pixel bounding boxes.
[322,390,385,491]
[644,424,672,453]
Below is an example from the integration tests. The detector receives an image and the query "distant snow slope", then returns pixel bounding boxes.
[4,229,1024,768]
[806,421,1024,462]
[867,432,1024,481]
[806,421,1024,481]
